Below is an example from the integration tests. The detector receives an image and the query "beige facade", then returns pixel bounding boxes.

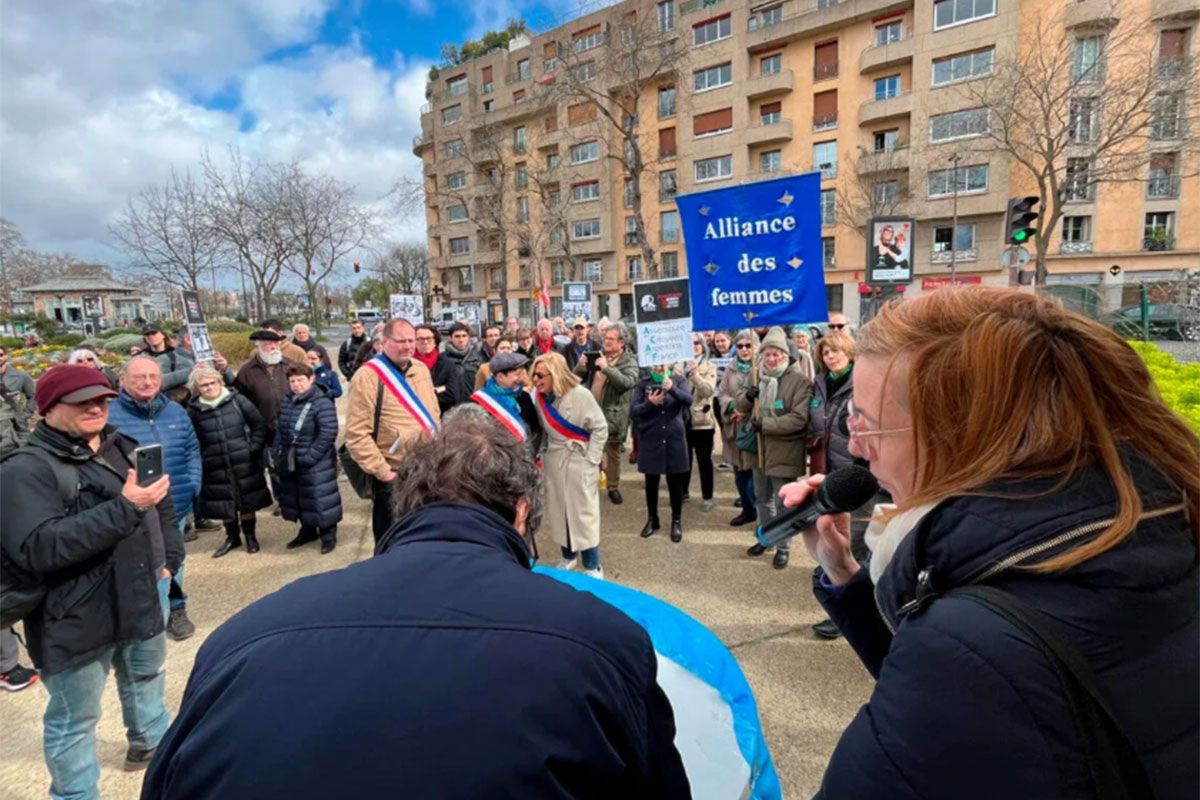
[414,0,1199,325]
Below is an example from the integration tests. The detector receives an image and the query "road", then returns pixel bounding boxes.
[0,390,873,800]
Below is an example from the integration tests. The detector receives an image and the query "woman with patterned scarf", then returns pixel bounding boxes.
[736,326,814,569]
[718,330,761,526]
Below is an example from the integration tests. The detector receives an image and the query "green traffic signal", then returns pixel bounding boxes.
[1006,196,1040,246]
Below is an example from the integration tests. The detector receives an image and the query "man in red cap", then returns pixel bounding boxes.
[0,364,180,796]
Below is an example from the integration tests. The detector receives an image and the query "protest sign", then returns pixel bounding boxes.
[561,282,592,322]
[633,277,693,367]
[867,216,915,285]
[180,289,214,362]
[676,173,827,330]
[389,293,424,325]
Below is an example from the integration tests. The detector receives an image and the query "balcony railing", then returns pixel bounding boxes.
[814,62,839,81]
[505,70,531,85]
[681,0,725,15]
[1060,241,1094,254]
[625,232,640,246]
[748,8,785,30]
[930,248,978,264]
[813,113,838,132]
[1147,176,1179,199]
[1143,234,1176,251]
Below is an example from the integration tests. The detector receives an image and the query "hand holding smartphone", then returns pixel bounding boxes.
[134,444,164,487]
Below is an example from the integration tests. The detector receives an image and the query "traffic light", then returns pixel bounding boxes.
[353,260,361,274]
[1006,196,1040,245]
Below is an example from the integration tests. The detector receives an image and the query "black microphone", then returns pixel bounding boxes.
[756,466,879,549]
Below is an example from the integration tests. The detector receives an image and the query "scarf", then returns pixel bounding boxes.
[537,337,555,355]
[443,341,470,359]
[198,387,232,408]
[758,362,789,418]
[735,357,752,374]
[864,502,937,584]
[413,348,438,372]
[650,369,666,385]
[482,377,522,418]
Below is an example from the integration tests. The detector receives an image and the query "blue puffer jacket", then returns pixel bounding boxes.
[141,503,690,799]
[814,453,1197,800]
[271,383,341,529]
[107,390,201,520]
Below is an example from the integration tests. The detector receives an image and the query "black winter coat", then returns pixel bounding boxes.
[188,391,272,520]
[814,454,1198,800]
[271,384,342,529]
[429,354,471,414]
[808,366,856,473]
[142,503,691,800]
[630,373,692,475]
[0,423,179,674]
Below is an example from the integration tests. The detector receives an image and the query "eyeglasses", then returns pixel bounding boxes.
[736,343,753,350]
[846,399,912,440]
[532,371,549,379]
[197,380,221,389]
[828,323,847,330]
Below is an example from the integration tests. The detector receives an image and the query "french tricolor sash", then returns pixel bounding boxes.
[535,390,590,443]
[366,356,438,438]
[471,390,527,441]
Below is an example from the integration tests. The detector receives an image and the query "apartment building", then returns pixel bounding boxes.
[414,0,1199,325]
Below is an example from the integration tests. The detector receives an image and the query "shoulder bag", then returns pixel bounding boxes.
[338,381,384,499]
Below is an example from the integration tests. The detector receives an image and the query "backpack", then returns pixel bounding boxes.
[0,448,80,628]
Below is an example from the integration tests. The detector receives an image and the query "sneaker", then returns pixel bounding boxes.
[813,618,843,640]
[167,608,195,641]
[555,557,579,571]
[0,664,39,692]
[124,746,156,772]
[701,498,715,512]
[583,567,605,580]
[194,518,222,532]
[716,462,733,473]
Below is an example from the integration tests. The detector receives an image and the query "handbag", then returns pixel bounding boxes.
[273,400,313,476]
[338,381,384,500]
[735,420,759,453]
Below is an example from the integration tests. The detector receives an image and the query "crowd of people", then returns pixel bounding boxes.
[2,289,1197,800]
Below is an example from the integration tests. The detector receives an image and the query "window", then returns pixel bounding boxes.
[513,126,526,153]
[659,127,677,159]
[624,215,638,246]
[481,65,494,94]
[623,178,636,208]
[443,139,465,157]
[571,61,597,82]
[572,219,601,240]
[519,264,532,288]
[932,48,994,86]
[447,204,469,222]
[552,262,566,284]
[873,129,900,152]
[570,181,600,203]
[1068,98,1099,144]
[928,163,988,196]
[659,169,677,201]
[1144,212,1175,250]
[458,266,474,289]
[933,0,995,31]
[545,189,561,207]
[693,62,733,92]
[567,102,597,126]
[875,21,902,45]
[929,108,989,142]
[517,59,531,80]
[820,189,835,226]
[873,180,898,205]
[749,4,784,31]
[658,1,675,32]
[547,153,561,170]
[813,140,837,179]
[694,155,732,183]
[1159,29,1188,76]
[1147,153,1178,199]
[584,258,603,282]
[482,99,494,112]
[513,89,526,103]
[661,252,679,277]
[449,236,470,255]
[1072,37,1105,84]
[446,172,467,190]
[1064,157,1094,202]
[814,41,838,81]
[822,236,836,269]
[661,211,680,243]
[573,28,603,53]
[759,149,783,173]
[874,75,901,100]
[515,165,528,189]
[518,298,532,319]
[814,90,838,131]
[549,223,564,244]
[933,224,975,252]
[1062,215,1091,243]
[446,75,468,96]
[694,108,733,137]
[442,104,462,124]
[1151,92,1183,140]
[761,53,782,76]
[517,196,529,223]
[627,257,643,280]
[659,86,676,118]
[760,101,782,125]
[570,140,599,164]
[693,14,731,46]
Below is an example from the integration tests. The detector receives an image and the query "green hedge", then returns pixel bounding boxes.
[1130,342,1200,435]
[46,333,86,348]
[206,320,255,334]
[0,336,24,350]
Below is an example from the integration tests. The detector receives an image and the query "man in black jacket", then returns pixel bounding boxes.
[338,318,367,379]
[144,405,691,800]
[0,365,179,797]
[413,323,470,415]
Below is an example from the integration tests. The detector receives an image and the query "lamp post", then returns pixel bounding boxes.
[948,152,962,284]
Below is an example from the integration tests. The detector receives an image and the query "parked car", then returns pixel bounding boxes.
[1104,303,1200,341]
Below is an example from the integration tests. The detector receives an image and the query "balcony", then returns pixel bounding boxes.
[1143,234,1176,251]
[681,0,726,15]
[1064,0,1120,29]
[859,30,914,74]
[930,248,978,264]
[1146,176,1180,200]
[746,118,794,146]
[447,248,474,267]
[747,0,914,50]
[813,113,838,132]
[412,132,435,153]
[813,62,839,82]
[505,69,531,85]
[1151,0,1200,22]
[434,83,476,103]
[855,146,910,174]
[858,90,912,125]
[1059,241,1094,254]
[745,68,794,100]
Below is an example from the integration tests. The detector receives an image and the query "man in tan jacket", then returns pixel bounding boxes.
[345,318,440,543]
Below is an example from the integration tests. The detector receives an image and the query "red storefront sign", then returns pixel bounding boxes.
[921,277,982,290]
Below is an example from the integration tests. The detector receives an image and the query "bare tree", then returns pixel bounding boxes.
[0,218,83,313]
[110,168,221,294]
[835,145,916,235]
[548,8,686,279]
[371,242,429,295]
[958,1,1198,283]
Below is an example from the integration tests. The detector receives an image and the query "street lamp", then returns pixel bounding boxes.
[948,152,962,284]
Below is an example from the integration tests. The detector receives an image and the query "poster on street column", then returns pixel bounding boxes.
[179,289,214,362]
[561,282,592,322]
[633,277,694,367]
[867,216,914,285]
[389,293,424,325]
[675,173,828,330]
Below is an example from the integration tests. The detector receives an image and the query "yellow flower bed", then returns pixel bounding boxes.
[1129,342,1200,436]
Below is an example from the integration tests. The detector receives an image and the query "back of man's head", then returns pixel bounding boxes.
[260,319,285,334]
[391,404,542,534]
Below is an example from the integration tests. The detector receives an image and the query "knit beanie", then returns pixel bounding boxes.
[759,326,788,355]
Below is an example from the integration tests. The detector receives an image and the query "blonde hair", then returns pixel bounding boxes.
[817,331,855,362]
[531,351,580,396]
[857,286,1199,572]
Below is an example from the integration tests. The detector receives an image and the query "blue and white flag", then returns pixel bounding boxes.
[537,567,783,800]
[677,173,828,331]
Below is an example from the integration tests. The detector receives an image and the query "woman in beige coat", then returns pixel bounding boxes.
[683,336,719,512]
[718,329,760,526]
[531,352,610,579]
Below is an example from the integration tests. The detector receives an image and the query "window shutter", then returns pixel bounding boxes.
[544,41,559,58]
[481,66,493,82]
[814,41,838,67]
[568,103,596,125]
[694,108,732,135]
[761,101,782,115]
[813,90,837,118]
[659,127,677,157]
[1160,29,1186,58]
[574,24,601,39]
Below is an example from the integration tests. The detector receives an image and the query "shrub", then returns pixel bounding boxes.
[211,332,255,366]
[1129,342,1200,436]
[0,336,23,350]
[206,320,255,334]
[100,333,147,354]
[47,333,85,348]
[103,326,143,337]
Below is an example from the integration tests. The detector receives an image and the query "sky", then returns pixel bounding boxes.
[0,0,610,269]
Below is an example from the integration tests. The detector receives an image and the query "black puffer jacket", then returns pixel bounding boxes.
[188,390,273,521]
[272,383,342,529]
[0,422,178,674]
[808,365,855,472]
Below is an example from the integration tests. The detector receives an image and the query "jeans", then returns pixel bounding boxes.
[561,545,601,570]
[41,634,169,800]
[754,471,793,552]
[734,469,757,517]
[156,576,170,626]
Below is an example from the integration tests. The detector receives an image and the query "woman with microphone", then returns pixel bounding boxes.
[782,287,1198,800]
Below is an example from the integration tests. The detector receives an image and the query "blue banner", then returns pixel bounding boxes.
[676,173,828,331]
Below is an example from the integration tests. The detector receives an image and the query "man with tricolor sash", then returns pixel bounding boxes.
[344,318,441,543]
